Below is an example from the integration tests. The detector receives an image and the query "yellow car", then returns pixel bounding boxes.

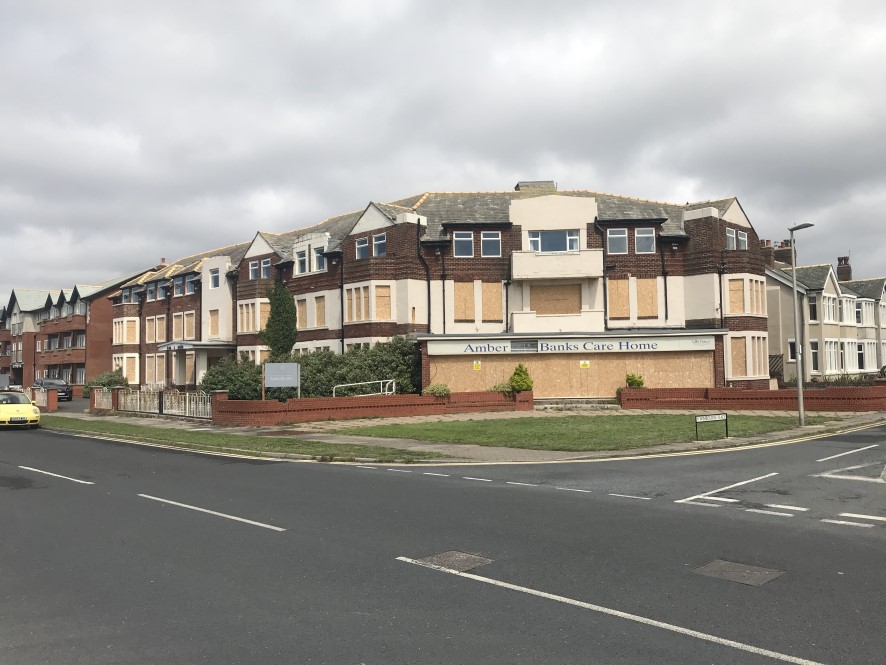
[0,390,41,428]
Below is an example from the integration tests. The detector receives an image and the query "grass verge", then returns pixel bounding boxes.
[343,414,837,452]
[41,415,443,463]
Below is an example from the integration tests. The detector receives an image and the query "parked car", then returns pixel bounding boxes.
[0,389,41,428]
[32,377,73,401]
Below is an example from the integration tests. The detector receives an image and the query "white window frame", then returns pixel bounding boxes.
[807,295,817,322]
[607,228,628,255]
[481,231,501,257]
[249,261,259,280]
[314,247,326,271]
[173,277,183,297]
[209,269,220,289]
[261,258,271,279]
[737,230,748,250]
[355,237,369,260]
[635,228,656,254]
[185,274,197,295]
[146,283,156,301]
[453,231,474,257]
[809,340,820,373]
[726,227,736,251]
[373,233,387,257]
[787,339,797,362]
[296,251,307,274]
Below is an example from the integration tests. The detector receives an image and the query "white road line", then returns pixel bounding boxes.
[356,465,377,469]
[766,504,808,512]
[387,469,412,473]
[423,472,450,477]
[813,461,886,484]
[608,493,651,500]
[555,487,591,493]
[18,466,94,485]
[396,556,824,665]
[746,508,794,518]
[506,481,537,487]
[682,501,722,508]
[675,472,778,504]
[820,519,874,529]
[838,512,886,522]
[816,444,878,462]
[463,476,492,482]
[137,494,286,532]
[706,496,739,503]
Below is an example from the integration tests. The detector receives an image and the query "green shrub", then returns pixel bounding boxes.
[199,355,262,400]
[508,363,533,393]
[83,369,129,396]
[424,383,451,397]
[626,373,645,388]
[488,382,514,395]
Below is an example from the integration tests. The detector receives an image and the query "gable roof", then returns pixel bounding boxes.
[780,265,834,291]
[7,288,58,314]
[118,241,251,290]
[841,278,886,301]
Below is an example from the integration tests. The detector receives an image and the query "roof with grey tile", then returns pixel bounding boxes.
[118,241,251,289]
[841,278,886,301]
[780,265,834,290]
[8,288,59,313]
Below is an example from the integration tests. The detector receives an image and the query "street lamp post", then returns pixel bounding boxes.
[789,223,815,426]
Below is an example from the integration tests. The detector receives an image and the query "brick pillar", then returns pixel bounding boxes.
[46,388,58,413]
[713,337,726,387]
[112,387,126,411]
[419,342,431,391]
[210,390,228,425]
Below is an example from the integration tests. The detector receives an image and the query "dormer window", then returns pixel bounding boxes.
[122,290,131,304]
[453,231,474,257]
[373,233,387,257]
[606,229,627,255]
[737,231,748,250]
[530,230,579,253]
[356,238,369,259]
[185,275,197,295]
[261,258,271,278]
[173,277,183,297]
[314,247,326,271]
[726,228,748,251]
[146,283,156,301]
[249,261,259,279]
[296,251,307,274]
[635,228,655,254]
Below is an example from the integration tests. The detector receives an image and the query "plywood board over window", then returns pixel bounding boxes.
[184,312,195,340]
[156,353,166,383]
[259,302,271,329]
[532,284,581,316]
[481,282,503,322]
[636,278,659,319]
[145,317,155,344]
[729,279,745,314]
[345,290,353,323]
[209,310,219,337]
[375,286,391,320]
[125,320,138,344]
[296,300,307,329]
[454,282,475,321]
[315,296,326,328]
[731,337,747,377]
[172,313,183,341]
[156,316,166,343]
[124,356,136,381]
[608,279,630,319]
[185,352,196,384]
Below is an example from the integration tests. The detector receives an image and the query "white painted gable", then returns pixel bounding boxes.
[722,200,751,228]
[822,268,841,295]
[351,205,394,235]
[244,233,277,259]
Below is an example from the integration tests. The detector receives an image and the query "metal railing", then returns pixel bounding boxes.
[162,390,212,419]
[333,379,396,397]
[118,389,161,414]
[94,388,113,410]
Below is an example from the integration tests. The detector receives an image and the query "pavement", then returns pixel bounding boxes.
[47,397,886,463]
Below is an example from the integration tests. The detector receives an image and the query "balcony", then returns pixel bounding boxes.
[511,310,605,334]
[38,348,87,365]
[511,249,603,280]
[39,314,87,334]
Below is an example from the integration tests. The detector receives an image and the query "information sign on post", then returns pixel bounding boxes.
[695,413,728,440]
[263,363,301,399]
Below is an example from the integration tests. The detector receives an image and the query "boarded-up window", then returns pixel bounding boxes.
[125,320,138,344]
[637,278,658,319]
[375,286,391,320]
[145,317,155,344]
[729,279,745,314]
[155,316,166,343]
[172,313,183,341]
[345,290,353,322]
[184,312,195,340]
[608,279,630,319]
[297,299,307,329]
[532,284,581,315]
[124,356,136,380]
[145,354,155,383]
[731,337,747,377]
[259,349,270,363]
[481,282,503,322]
[361,287,369,321]
[156,354,166,384]
[454,282,475,321]
[259,302,271,329]
[209,309,219,337]
[315,297,326,328]
[185,352,196,384]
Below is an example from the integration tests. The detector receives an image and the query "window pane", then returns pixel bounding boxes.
[261,259,271,278]
[738,231,748,250]
[373,233,386,257]
[453,232,473,257]
[528,232,540,252]
[356,238,369,259]
[481,232,500,257]
[635,229,655,253]
[607,229,627,254]
[567,230,579,251]
[314,248,326,271]
[210,269,219,288]
[297,251,307,274]
[726,228,736,250]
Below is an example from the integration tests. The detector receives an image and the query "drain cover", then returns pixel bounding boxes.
[694,559,784,586]
[416,551,493,572]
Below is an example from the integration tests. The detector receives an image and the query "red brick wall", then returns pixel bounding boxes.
[211,390,533,426]
[86,296,115,381]
[619,386,886,411]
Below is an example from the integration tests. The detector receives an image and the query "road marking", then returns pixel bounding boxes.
[820,519,874,529]
[137,494,286,532]
[608,493,651,500]
[816,444,878,462]
[813,462,886,484]
[676,472,778,505]
[356,465,377,469]
[506,481,537,487]
[555,487,591,493]
[838,512,886,522]
[682,501,722,508]
[18,466,94,485]
[423,472,450,477]
[746,508,794,518]
[707,496,739,503]
[387,469,412,473]
[463,476,492,482]
[396,556,825,665]
[766,504,808,512]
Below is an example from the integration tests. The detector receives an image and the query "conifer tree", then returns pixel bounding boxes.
[259,280,297,361]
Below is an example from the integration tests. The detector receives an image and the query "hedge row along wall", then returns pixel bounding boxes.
[619,386,886,411]
[210,390,534,426]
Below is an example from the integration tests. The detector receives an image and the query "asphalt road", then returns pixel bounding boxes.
[1,423,885,664]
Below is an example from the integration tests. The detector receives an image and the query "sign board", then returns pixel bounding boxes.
[695,413,727,423]
[264,363,301,388]
[473,360,482,371]
[579,360,590,369]
[427,335,715,356]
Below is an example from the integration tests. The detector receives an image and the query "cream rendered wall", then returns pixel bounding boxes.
[444,279,508,334]
[351,206,393,235]
[509,195,597,247]
[683,274,721,322]
[721,201,752,228]
[201,256,234,341]
[401,279,430,329]
[243,233,276,259]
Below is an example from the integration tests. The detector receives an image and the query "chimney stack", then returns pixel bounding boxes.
[759,239,775,268]
[837,256,852,282]
[773,239,794,266]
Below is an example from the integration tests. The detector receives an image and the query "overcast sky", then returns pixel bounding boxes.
[2,0,885,305]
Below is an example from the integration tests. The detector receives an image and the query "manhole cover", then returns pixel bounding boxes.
[694,559,784,586]
[416,551,493,572]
